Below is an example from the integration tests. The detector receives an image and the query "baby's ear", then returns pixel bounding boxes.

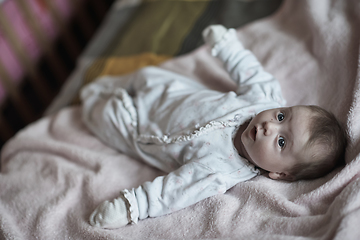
[269,172,295,181]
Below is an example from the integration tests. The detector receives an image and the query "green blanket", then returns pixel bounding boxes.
[83,0,283,92]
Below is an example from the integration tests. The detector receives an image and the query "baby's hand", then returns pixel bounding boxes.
[202,25,228,47]
[89,196,129,229]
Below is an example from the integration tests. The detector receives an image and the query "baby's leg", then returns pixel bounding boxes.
[81,79,140,159]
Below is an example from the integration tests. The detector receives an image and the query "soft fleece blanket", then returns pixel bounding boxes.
[1,0,360,239]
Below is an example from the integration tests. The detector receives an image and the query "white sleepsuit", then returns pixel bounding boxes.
[81,29,285,223]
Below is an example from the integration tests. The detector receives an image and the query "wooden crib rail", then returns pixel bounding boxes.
[0,0,115,149]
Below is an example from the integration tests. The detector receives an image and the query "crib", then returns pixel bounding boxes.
[1,0,359,239]
[0,0,114,149]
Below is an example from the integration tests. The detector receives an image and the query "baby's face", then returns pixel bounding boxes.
[240,106,312,180]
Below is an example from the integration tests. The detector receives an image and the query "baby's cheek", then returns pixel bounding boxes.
[250,142,269,167]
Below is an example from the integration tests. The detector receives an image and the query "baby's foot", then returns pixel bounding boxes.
[89,196,129,229]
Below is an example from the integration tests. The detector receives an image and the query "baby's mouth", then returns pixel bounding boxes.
[250,126,257,141]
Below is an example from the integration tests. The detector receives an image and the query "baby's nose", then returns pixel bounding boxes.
[263,121,277,136]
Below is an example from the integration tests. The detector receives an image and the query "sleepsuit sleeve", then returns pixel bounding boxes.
[211,28,286,105]
[123,159,256,222]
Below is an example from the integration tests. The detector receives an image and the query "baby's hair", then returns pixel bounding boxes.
[288,105,347,181]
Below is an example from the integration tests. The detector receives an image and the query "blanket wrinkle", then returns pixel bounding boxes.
[2,137,102,174]
[295,163,360,211]
[0,205,25,240]
[346,52,360,161]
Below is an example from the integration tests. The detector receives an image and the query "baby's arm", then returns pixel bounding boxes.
[203,25,285,104]
[89,161,245,229]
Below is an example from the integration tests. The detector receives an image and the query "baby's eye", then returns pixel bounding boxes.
[278,136,286,148]
[277,112,285,122]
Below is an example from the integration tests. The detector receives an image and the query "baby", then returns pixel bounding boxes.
[81,25,347,229]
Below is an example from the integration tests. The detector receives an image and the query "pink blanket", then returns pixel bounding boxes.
[1,0,360,239]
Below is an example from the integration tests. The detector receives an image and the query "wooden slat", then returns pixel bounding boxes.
[68,0,95,39]
[0,0,115,146]
[42,0,81,60]
[0,62,35,123]
[90,0,109,21]
[0,113,15,142]
[0,7,53,104]
[16,0,68,85]
[74,2,94,40]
